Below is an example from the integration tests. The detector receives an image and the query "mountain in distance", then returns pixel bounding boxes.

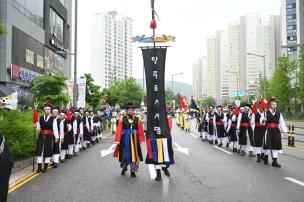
[136,79,193,99]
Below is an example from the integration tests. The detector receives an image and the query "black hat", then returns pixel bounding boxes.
[227,105,233,109]
[216,105,222,109]
[239,105,245,110]
[52,107,59,112]
[59,109,66,115]
[44,103,52,109]
[245,104,251,109]
[209,105,214,109]
[123,103,135,110]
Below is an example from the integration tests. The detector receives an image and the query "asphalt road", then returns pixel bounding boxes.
[8,120,304,202]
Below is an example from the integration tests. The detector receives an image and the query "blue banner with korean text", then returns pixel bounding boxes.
[142,47,174,165]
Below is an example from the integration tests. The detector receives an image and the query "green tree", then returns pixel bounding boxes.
[31,75,70,107]
[0,23,6,35]
[268,56,292,111]
[298,45,304,104]
[257,72,271,98]
[104,77,143,107]
[201,96,216,106]
[84,73,103,109]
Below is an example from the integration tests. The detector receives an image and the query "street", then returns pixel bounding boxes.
[8,120,304,202]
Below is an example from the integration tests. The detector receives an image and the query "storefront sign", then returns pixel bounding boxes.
[11,64,42,82]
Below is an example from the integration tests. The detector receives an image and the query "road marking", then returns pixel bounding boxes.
[9,171,36,189]
[100,144,116,158]
[174,142,189,155]
[148,164,157,179]
[190,133,199,138]
[8,173,40,193]
[285,177,304,187]
[213,146,233,155]
[283,144,304,152]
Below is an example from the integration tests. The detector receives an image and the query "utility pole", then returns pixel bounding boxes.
[73,0,78,107]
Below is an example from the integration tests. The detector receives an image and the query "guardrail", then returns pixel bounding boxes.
[286,125,304,147]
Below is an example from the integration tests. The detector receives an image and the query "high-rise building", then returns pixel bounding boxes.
[216,30,230,102]
[192,56,208,100]
[206,36,217,99]
[0,0,72,106]
[91,11,133,89]
[205,13,281,101]
[228,22,241,98]
[281,0,304,59]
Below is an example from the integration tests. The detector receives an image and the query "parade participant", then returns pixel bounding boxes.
[252,99,267,162]
[245,104,256,157]
[175,109,180,127]
[180,110,185,130]
[113,103,144,177]
[214,106,226,147]
[227,106,239,152]
[184,110,191,132]
[73,110,83,155]
[82,110,91,149]
[51,107,62,168]
[197,109,203,138]
[111,111,118,135]
[206,106,215,144]
[59,110,69,163]
[0,131,14,202]
[201,106,209,141]
[236,106,248,156]
[262,98,288,168]
[90,111,98,144]
[35,103,59,173]
[65,109,74,158]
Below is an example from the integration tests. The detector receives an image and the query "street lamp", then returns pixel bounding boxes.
[171,72,183,108]
[246,52,266,98]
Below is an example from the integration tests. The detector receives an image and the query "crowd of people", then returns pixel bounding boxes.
[175,97,288,168]
[34,104,103,173]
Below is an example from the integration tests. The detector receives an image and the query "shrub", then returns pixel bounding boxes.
[0,110,35,159]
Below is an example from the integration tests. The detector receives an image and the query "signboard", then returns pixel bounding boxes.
[66,78,86,108]
[232,91,246,97]
[11,64,42,82]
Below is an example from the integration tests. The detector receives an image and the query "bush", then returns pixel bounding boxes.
[0,110,35,159]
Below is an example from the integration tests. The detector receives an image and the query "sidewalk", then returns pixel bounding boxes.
[9,130,112,186]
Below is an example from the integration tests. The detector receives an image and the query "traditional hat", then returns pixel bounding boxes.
[209,105,214,109]
[122,103,135,110]
[52,107,59,112]
[44,103,52,109]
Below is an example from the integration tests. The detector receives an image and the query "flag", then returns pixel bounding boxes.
[33,107,39,123]
[190,96,198,110]
[252,101,258,114]
[179,96,185,109]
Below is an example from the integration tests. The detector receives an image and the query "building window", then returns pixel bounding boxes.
[49,8,64,42]
[36,54,44,68]
[26,49,34,64]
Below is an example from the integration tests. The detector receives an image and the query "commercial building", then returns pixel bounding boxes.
[192,56,208,100]
[0,0,72,106]
[91,11,133,89]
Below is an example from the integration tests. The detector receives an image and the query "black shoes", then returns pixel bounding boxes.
[272,158,281,168]
[51,163,58,168]
[42,163,48,173]
[215,139,218,145]
[121,168,127,176]
[36,163,42,173]
[232,148,237,153]
[264,155,268,165]
[218,143,223,147]
[256,154,261,163]
[155,169,161,181]
[162,167,170,177]
[261,153,265,160]
[226,143,229,148]
[131,172,136,178]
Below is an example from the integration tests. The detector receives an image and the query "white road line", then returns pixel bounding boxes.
[285,177,304,187]
[100,144,116,158]
[148,164,157,180]
[190,133,199,138]
[213,146,233,155]
[174,142,190,155]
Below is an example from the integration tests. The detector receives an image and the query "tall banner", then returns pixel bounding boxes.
[142,47,174,165]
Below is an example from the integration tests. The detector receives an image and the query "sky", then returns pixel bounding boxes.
[77,0,281,85]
